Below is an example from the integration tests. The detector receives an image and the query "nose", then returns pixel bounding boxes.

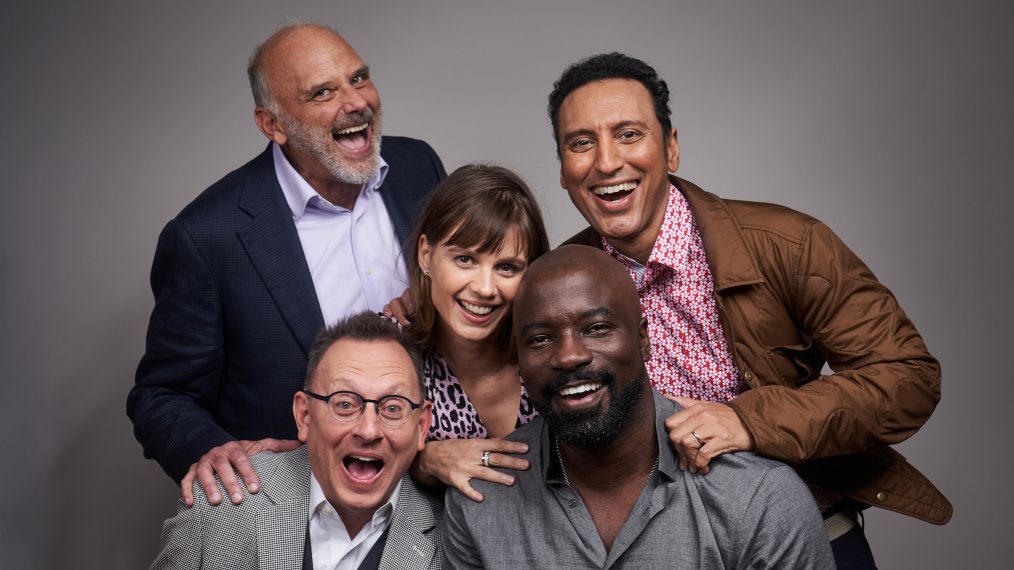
[340,88,369,114]
[352,404,384,442]
[469,268,497,298]
[550,332,593,372]
[594,139,623,176]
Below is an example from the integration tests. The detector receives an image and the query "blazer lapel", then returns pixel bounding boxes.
[237,147,324,355]
[379,477,439,570]
[257,447,312,570]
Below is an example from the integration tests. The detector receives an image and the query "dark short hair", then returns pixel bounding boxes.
[305,311,424,397]
[547,52,672,158]
[407,164,551,357]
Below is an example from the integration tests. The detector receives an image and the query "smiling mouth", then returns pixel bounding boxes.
[557,381,604,399]
[332,122,370,151]
[343,454,384,482]
[459,300,496,316]
[593,181,636,202]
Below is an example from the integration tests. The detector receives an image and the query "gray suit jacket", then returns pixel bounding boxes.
[151,447,442,570]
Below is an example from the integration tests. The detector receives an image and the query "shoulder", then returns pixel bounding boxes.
[399,476,445,526]
[561,226,602,248]
[690,450,810,513]
[174,146,274,226]
[716,197,821,247]
[380,136,441,169]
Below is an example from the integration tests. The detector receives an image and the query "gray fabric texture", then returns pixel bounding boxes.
[151,446,443,570]
[442,392,834,569]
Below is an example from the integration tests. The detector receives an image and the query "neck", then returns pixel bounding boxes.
[282,146,363,210]
[556,389,658,490]
[608,234,657,266]
[434,327,511,383]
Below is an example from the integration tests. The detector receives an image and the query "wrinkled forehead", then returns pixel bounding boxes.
[263,29,364,91]
[314,340,419,398]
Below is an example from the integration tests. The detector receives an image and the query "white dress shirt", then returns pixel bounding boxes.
[273,143,409,326]
[307,473,400,570]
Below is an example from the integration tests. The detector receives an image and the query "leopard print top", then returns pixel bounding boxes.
[423,350,539,441]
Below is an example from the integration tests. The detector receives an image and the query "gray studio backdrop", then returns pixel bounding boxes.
[2,1,1010,568]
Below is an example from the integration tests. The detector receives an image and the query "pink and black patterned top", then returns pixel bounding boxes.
[423,350,539,441]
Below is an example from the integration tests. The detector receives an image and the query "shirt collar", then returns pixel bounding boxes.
[602,183,688,273]
[308,471,400,526]
[272,142,390,220]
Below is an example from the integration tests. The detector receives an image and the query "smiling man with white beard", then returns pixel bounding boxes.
[128,23,446,510]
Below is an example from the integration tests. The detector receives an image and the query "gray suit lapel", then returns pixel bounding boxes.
[379,477,440,570]
[256,447,312,570]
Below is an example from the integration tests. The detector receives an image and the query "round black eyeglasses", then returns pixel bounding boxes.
[302,390,422,426]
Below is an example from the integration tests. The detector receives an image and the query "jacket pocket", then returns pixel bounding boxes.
[763,340,822,387]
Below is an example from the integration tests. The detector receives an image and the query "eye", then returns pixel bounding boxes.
[312,88,333,100]
[618,129,643,142]
[526,334,552,347]
[567,138,594,153]
[495,262,520,274]
[454,255,475,266]
[351,70,370,85]
[585,322,613,336]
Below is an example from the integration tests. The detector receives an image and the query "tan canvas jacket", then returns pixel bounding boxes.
[564,176,951,524]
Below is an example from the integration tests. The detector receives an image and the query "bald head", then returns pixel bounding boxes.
[514,245,642,329]
[247,23,350,110]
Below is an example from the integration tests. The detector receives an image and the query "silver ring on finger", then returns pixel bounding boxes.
[481,450,492,468]
[691,431,706,447]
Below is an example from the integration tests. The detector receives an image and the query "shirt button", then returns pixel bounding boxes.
[568,499,577,508]
[876,491,887,502]
[365,266,374,276]
[323,505,333,515]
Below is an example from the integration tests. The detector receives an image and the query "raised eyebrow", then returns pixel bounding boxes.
[352,65,371,79]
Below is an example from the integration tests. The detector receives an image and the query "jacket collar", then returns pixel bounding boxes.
[672,176,764,291]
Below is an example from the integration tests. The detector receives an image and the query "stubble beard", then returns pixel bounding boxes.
[278,107,382,186]
[534,368,647,448]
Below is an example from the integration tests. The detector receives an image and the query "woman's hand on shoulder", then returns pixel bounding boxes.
[412,437,530,502]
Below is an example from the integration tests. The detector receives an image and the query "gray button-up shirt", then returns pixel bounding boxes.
[442,392,833,569]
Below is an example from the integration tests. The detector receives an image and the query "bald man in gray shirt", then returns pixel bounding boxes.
[441,246,832,569]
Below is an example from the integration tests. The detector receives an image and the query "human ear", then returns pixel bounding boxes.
[665,128,680,174]
[292,390,311,443]
[417,235,433,274]
[254,106,288,145]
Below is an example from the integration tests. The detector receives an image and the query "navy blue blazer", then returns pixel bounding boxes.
[127,137,446,482]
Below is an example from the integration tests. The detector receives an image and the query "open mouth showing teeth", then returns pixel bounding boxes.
[343,455,384,481]
[557,382,604,399]
[332,123,369,150]
[593,181,636,202]
[459,301,495,316]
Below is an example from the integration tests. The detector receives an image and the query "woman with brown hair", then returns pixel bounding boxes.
[395,163,550,501]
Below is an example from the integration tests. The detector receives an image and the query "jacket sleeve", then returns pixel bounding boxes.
[127,218,235,482]
[150,493,206,570]
[727,221,941,461]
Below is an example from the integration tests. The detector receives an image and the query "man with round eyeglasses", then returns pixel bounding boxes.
[151,312,443,570]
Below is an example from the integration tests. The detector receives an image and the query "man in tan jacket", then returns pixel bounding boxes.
[550,52,950,568]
